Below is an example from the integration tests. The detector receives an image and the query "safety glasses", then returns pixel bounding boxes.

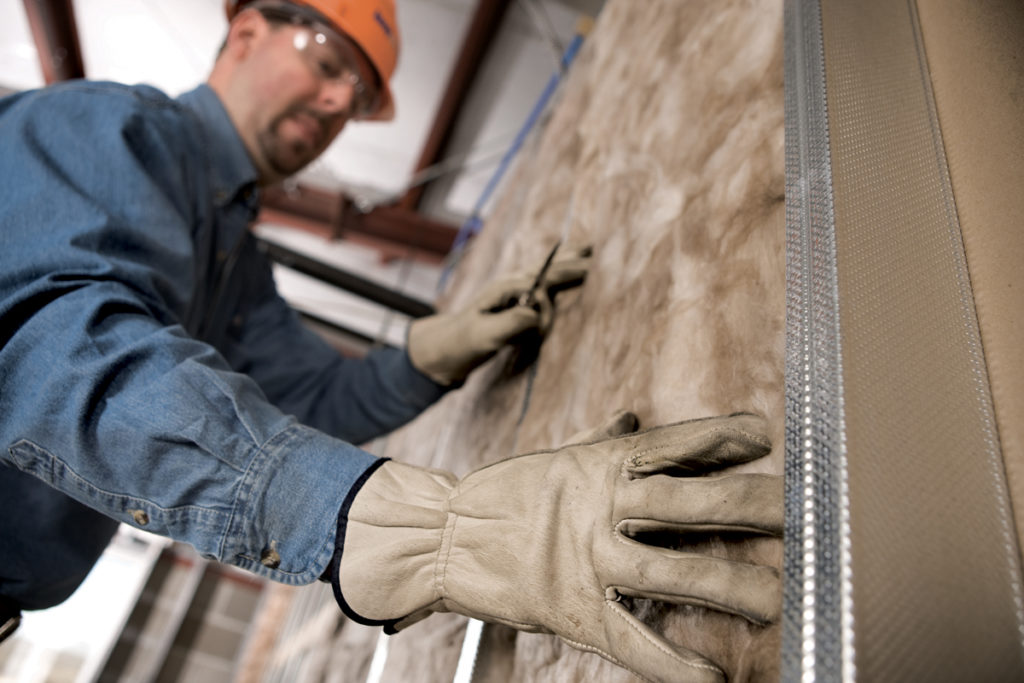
[255,3,382,120]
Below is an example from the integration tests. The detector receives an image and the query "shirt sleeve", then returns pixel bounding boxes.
[0,83,377,585]
[219,249,449,446]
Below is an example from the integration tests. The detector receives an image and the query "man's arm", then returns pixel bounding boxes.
[218,256,449,446]
[222,239,590,444]
[0,83,376,585]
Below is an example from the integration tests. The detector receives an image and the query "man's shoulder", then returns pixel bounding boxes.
[0,81,212,215]
[5,81,191,135]
[17,80,173,107]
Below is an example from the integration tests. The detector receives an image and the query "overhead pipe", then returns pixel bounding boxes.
[255,238,436,319]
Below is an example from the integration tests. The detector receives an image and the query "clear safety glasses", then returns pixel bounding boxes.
[256,4,382,120]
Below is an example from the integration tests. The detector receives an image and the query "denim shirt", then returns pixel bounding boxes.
[0,82,447,609]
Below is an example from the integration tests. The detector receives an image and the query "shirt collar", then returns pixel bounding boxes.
[177,84,260,211]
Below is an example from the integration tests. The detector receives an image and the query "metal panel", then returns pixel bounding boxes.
[784,0,1024,679]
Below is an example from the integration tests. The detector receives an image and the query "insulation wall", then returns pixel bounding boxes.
[370,0,786,680]
[239,1,786,681]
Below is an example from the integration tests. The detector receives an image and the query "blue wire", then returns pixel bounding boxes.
[440,31,586,288]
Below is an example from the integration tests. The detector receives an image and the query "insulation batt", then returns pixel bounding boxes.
[336,0,784,680]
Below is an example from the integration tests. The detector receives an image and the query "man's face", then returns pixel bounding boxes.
[222,11,379,183]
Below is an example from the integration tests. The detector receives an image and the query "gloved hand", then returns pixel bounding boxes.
[406,245,591,386]
[330,413,783,683]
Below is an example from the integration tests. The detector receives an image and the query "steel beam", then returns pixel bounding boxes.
[22,0,86,83]
[260,185,458,257]
[398,0,513,211]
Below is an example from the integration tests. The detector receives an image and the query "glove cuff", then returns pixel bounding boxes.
[326,458,400,630]
[330,459,458,633]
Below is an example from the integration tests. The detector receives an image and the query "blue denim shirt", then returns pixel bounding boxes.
[0,82,447,609]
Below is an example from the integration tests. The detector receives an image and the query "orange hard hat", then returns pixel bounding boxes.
[225,0,400,120]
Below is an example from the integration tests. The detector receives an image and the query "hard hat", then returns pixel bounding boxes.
[225,0,400,120]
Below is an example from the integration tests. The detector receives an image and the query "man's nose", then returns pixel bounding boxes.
[318,78,356,117]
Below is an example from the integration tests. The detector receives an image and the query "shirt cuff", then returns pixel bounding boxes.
[220,422,380,585]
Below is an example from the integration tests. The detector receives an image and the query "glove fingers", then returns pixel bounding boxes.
[534,288,554,333]
[622,413,771,476]
[617,473,783,536]
[476,274,536,312]
[542,246,592,291]
[564,410,640,445]
[478,305,541,345]
[475,245,591,311]
[594,600,726,683]
[604,547,781,625]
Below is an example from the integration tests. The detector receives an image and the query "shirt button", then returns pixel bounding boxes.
[232,314,244,328]
[260,547,281,569]
[216,249,228,263]
[129,509,150,526]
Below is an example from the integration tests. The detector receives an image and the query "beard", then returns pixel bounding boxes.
[256,108,327,178]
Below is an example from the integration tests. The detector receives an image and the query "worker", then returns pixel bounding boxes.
[0,1,782,680]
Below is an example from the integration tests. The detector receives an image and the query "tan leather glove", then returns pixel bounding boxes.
[407,246,591,386]
[331,413,782,683]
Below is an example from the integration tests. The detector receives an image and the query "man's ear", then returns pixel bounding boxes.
[222,8,268,60]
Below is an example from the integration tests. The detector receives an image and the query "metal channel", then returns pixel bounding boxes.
[781,1,853,682]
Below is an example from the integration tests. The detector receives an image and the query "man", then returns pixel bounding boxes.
[0,1,782,680]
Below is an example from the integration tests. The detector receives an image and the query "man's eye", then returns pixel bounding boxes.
[317,60,340,77]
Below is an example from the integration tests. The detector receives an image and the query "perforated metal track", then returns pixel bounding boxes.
[781,0,850,680]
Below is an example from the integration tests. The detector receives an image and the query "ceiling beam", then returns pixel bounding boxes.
[398,0,513,211]
[23,0,86,83]
[260,185,458,260]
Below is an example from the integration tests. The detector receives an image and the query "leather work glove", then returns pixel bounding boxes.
[329,413,783,683]
[407,245,591,386]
